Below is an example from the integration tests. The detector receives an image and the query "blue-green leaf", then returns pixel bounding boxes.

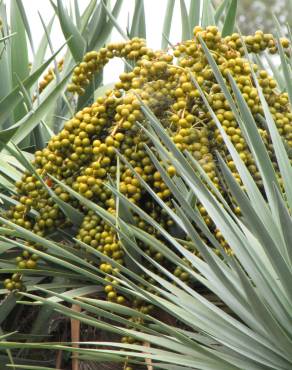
[0,42,67,129]
[101,0,129,41]
[201,0,215,27]
[214,0,229,25]
[161,0,175,49]
[56,0,86,62]
[15,0,35,55]
[222,0,237,37]
[0,69,73,146]
[10,0,30,121]
[189,0,201,28]
[129,0,146,38]
[180,0,192,40]
[31,15,55,74]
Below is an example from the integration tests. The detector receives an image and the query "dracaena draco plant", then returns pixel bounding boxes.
[1,26,292,370]
[1,0,292,369]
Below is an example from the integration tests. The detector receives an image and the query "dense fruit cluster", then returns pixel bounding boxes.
[31,59,64,103]
[39,59,64,92]
[225,30,289,55]
[3,28,291,308]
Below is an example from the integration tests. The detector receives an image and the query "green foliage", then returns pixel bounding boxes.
[0,1,291,369]
[9,53,292,368]
[0,1,127,367]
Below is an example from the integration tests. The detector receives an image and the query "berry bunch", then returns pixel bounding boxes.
[4,28,291,314]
